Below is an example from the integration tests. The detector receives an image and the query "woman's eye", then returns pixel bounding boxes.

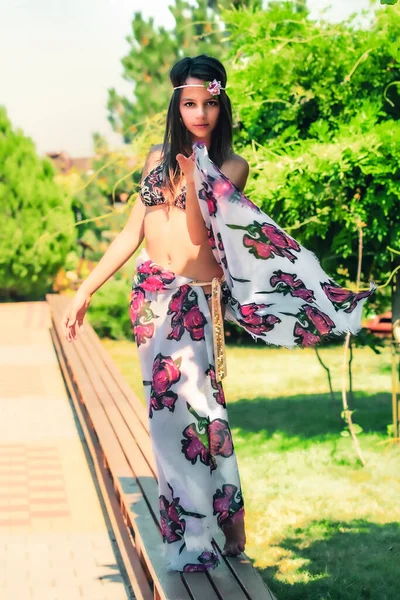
[183,101,219,107]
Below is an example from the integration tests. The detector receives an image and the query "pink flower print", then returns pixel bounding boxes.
[208,419,233,458]
[213,178,234,200]
[292,304,335,347]
[321,280,373,314]
[238,302,281,336]
[183,548,220,572]
[129,287,145,319]
[207,226,216,250]
[262,223,300,252]
[229,221,301,263]
[136,261,176,291]
[130,286,158,347]
[181,423,215,470]
[198,185,218,216]
[293,323,321,347]
[134,323,154,346]
[147,353,181,418]
[206,365,226,407]
[269,270,315,302]
[181,405,233,470]
[152,353,181,395]
[159,495,185,544]
[167,318,185,341]
[136,261,153,276]
[183,305,207,341]
[167,286,208,342]
[213,484,244,528]
[168,285,191,314]
[303,305,335,336]
[160,483,206,546]
[243,235,275,259]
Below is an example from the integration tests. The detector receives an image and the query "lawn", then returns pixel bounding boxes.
[102,337,400,600]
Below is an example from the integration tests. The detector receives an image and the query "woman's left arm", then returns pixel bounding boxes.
[220,155,250,192]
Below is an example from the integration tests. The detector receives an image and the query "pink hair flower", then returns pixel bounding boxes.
[206,79,223,96]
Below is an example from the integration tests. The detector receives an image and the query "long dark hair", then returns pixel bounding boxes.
[161,54,233,195]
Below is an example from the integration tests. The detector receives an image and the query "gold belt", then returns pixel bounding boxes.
[190,275,227,382]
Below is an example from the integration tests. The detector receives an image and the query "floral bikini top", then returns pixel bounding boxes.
[139,163,186,210]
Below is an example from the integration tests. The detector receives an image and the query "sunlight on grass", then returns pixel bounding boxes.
[102,338,400,599]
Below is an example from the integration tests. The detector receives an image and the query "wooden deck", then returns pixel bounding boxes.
[47,294,277,600]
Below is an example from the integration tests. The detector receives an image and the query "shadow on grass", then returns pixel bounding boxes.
[259,519,400,600]
[227,392,391,442]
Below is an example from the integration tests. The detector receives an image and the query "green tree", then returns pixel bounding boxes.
[107,0,261,141]
[0,107,76,299]
[222,2,399,317]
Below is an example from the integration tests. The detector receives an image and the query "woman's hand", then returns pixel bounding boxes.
[176,152,195,184]
[61,288,92,342]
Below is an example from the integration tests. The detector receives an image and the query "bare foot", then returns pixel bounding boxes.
[221,516,246,556]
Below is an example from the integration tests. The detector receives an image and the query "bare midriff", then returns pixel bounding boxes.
[143,204,224,296]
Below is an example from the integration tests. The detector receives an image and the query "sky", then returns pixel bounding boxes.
[0,0,375,157]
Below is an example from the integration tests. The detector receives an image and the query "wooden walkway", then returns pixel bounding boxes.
[3,298,277,600]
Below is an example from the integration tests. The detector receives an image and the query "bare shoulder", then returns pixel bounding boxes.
[142,143,164,179]
[220,152,250,192]
[148,143,164,164]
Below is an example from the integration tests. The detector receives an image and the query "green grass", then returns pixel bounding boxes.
[101,338,400,600]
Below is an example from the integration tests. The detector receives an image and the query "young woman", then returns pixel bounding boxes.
[63,55,249,572]
[63,54,375,573]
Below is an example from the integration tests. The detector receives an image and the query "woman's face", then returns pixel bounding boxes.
[179,77,221,142]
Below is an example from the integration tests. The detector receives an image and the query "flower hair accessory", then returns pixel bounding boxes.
[173,79,225,96]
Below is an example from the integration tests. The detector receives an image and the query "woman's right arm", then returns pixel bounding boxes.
[62,146,161,342]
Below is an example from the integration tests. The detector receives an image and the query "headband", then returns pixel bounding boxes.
[173,79,225,96]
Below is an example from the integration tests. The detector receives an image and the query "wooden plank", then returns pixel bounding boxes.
[49,294,155,471]
[50,327,153,600]
[212,532,276,600]
[77,322,157,475]
[84,319,149,429]
[183,573,220,599]
[207,557,248,600]
[49,301,192,600]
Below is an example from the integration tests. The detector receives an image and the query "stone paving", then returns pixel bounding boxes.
[0,302,132,599]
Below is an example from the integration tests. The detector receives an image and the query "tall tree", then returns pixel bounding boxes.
[222,2,399,315]
[0,107,75,299]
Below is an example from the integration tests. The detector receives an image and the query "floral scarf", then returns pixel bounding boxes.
[192,143,376,348]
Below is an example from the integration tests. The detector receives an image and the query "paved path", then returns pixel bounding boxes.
[0,302,132,600]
